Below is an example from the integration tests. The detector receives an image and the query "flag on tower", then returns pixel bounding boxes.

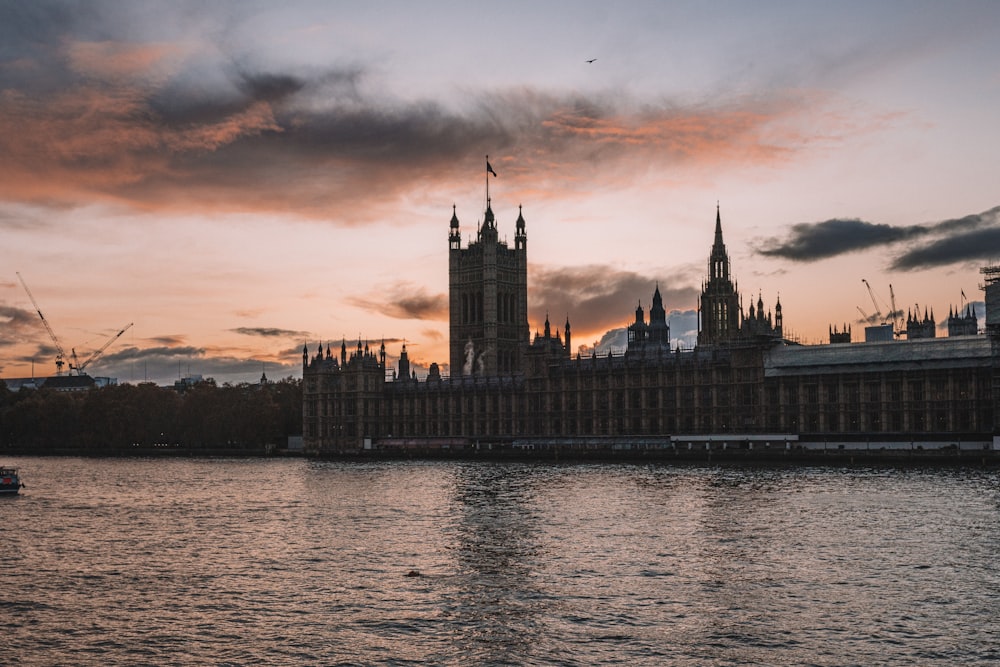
[487,161,497,177]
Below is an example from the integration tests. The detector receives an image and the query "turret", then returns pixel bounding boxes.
[515,204,526,251]
[449,204,461,250]
[398,342,410,381]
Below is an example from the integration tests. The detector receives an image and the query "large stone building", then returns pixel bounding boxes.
[302,193,999,455]
[448,199,529,375]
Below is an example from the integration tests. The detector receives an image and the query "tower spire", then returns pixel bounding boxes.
[714,201,724,247]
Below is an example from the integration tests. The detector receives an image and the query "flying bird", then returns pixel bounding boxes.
[586,58,597,63]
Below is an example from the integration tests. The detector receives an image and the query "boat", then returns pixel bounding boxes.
[0,467,24,495]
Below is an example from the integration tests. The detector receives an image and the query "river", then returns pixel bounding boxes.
[3,457,998,665]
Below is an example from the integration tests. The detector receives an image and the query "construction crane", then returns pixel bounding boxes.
[889,284,903,337]
[861,279,885,323]
[16,272,67,375]
[72,322,134,374]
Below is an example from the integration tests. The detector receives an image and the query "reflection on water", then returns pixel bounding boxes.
[445,464,547,664]
[3,458,999,665]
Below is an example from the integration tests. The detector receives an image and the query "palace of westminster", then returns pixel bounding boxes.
[302,190,1000,455]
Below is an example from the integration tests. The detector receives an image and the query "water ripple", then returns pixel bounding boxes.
[2,458,999,665]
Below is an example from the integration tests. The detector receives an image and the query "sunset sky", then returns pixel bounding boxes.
[2,1,999,386]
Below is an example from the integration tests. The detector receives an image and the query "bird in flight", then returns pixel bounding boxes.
[586,58,597,63]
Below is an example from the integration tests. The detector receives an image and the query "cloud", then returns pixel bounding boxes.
[0,2,848,219]
[346,283,448,321]
[231,326,311,339]
[83,343,304,386]
[146,334,187,346]
[529,264,700,338]
[757,218,926,261]
[891,226,1000,271]
[757,206,1000,270]
[0,304,42,348]
[575,307,699,357]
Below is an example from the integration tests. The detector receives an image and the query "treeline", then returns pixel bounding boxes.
[0,378,302,455]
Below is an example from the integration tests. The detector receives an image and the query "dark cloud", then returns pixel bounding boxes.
[0,2,817,217]
[758,206,1000,270]
[347,283,448,321]
[86,344,302,387]
[147,334,187,346]
[757,218,926,261]
[891,226,1000,271]
[529,264,700,337]
[0,305,46,369]
[231,326,311,339]
[0,304,41,341]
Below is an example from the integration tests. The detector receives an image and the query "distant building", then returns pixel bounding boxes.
[172,375,207,393]
[0,374,114,392]
[829,324,852,344]
[627,286,671,355]
[948,304,978,336]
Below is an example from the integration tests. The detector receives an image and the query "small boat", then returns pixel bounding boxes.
[0,467,24,495]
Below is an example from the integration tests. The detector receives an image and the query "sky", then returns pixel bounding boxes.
[1,0,999,386]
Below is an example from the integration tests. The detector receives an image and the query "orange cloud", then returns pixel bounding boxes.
[0,56,878,221]
[346,283,448,321]
[66,40,185,81]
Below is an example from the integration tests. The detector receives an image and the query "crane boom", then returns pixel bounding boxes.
[889,284,902,337]
[16,272,67,375]
[75,322,134,373]
[861,278,884,322]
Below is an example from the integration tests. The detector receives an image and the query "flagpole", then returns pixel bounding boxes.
[485,154,490,204]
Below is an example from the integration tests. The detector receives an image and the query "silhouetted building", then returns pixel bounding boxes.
[627,285,671,355]
[302,193,996,455]
[449,200,529,376]
[698,205,781,345]
[829,324,852,344]
[948,304,978,336]
[906,307,936,339]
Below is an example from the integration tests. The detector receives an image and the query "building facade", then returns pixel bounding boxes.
[448,200,529,376]
[302,199,998,455]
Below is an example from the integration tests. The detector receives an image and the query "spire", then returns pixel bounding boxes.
[714,201,723,247]
[708,203,730,282]
[564,315,572,359]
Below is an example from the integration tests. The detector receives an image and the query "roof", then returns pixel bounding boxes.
[764,335,992,377]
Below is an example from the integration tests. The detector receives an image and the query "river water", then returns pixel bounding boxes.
[2,457,998,666]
